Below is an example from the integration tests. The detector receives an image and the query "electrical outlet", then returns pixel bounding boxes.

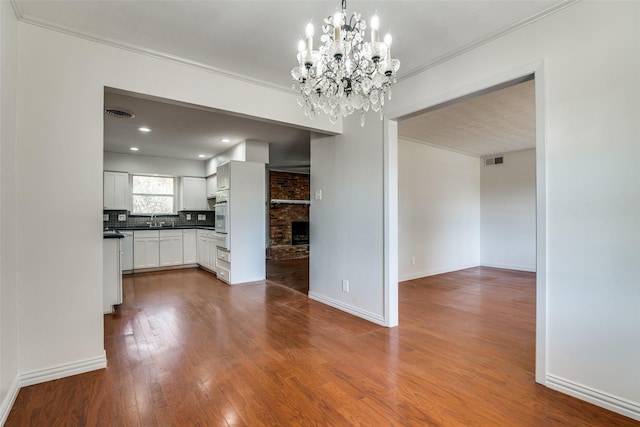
[342,279,349,292]
[411,256,416,265]
[118,214,126,221]
[186,214,191,220]
[103,213,109,221]
[315,189,322,200]
[198,214,206,221]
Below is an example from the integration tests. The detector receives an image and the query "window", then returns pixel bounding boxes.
[131,175,176,214]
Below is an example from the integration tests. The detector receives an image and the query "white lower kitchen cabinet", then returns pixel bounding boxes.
[133,230,160,269]
[159,230,183,267]
[103,237,122,314]
[182,229,197,264]
[120,231,133,273]
[215,247,231,283]
[196,229,216,272]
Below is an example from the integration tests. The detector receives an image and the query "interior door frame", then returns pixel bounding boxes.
[382,60,547,384]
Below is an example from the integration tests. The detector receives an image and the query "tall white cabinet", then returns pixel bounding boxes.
[215,161,265,284]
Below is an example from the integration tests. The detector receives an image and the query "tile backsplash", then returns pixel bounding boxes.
[103,210,214,229]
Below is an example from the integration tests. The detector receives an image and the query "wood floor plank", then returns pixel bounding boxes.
[6,266,639,426]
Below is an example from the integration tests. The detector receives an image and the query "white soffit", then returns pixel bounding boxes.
[398,79,536,158]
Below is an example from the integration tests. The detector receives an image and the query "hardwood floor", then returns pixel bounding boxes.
[266,258,309,294]
[6,267,638,426]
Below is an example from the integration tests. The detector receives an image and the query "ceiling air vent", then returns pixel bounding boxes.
[104,108,135,119]
[484,156,504,166]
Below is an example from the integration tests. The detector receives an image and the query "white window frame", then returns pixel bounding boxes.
[130,174,178,215]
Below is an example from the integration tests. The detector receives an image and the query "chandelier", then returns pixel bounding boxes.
[291,0,400,126]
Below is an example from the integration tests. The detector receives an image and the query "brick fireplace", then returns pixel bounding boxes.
[266,171,310,260]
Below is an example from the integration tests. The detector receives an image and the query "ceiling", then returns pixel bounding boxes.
[398,78,536,158]
[14,0,563,162]
[104,89,312,169]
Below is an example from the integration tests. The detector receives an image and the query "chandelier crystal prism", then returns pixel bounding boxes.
[291,0,400,126]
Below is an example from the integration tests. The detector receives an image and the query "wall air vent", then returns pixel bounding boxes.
[484,156,504,166]
[104,108,135,119]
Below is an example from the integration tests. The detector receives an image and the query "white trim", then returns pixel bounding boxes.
[547,375,640,422]
[383,119,399,327]
[398,0,580,82]
[0,376,20,426]
[399,263,481,283]
[19,353,107,388]
[9,0,578,92]
[0,355,107,422]
[480,263,536,273]
[10,3,293,95]
[385,60,548,386]
[269,199,311,205]
[308,292,386,326]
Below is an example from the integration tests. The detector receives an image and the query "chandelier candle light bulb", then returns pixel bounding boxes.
[291,0,400,125]
[305,22,314,66]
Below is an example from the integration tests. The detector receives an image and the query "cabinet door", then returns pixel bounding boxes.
[134,238,159,269]
[183,229,197,264]
[145,238,160,267]
[206,175,217,198]
[181,177,208,210]
[160,231,183,266]
[104,171,129,209]
[216,163,230,190]
[121,233,133,271]
[134,231,160,269]
[196,230,205,266]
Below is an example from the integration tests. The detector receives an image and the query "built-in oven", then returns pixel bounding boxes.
[214,190,229,234]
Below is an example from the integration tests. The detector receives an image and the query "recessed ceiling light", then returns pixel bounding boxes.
[138,127,151,132]
[198,154,206,158]
[221,138,230,143]
[130,147,139,151]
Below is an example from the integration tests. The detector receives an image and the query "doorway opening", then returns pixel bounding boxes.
[265,169,311,294]
[391,72,543,379]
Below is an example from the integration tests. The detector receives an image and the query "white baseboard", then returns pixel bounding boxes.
[0,376,20,426]
[19,352,107,388]
[480,262,536,272]
[308,292,387,326]
[546,374,640,422]
[0,353,107,424]
[399,263,480,282]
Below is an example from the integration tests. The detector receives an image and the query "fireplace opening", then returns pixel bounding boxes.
[291,221,309,245]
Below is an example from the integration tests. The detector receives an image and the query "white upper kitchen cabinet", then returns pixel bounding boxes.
[180,177,208,210]
[103,171,129,210]
[206,175,217,198]
[216,163,230,191]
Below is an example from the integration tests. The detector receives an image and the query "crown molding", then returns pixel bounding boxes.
[398,135,481,158]
[398,0,581,82]
[10,0,580,93]
[9,0,296,96]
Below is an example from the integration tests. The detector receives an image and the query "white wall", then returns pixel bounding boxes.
[387,1,640,419]
[0,1,19,423]
[204,140,270,175]
[398,139,480,281]
[310,116,386,325]
[104,152,205,177]
[14,21,339,386]
[480,149,536,271]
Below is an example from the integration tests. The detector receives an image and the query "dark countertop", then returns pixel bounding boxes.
[112,226,216,231]
[103,230,124,239]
